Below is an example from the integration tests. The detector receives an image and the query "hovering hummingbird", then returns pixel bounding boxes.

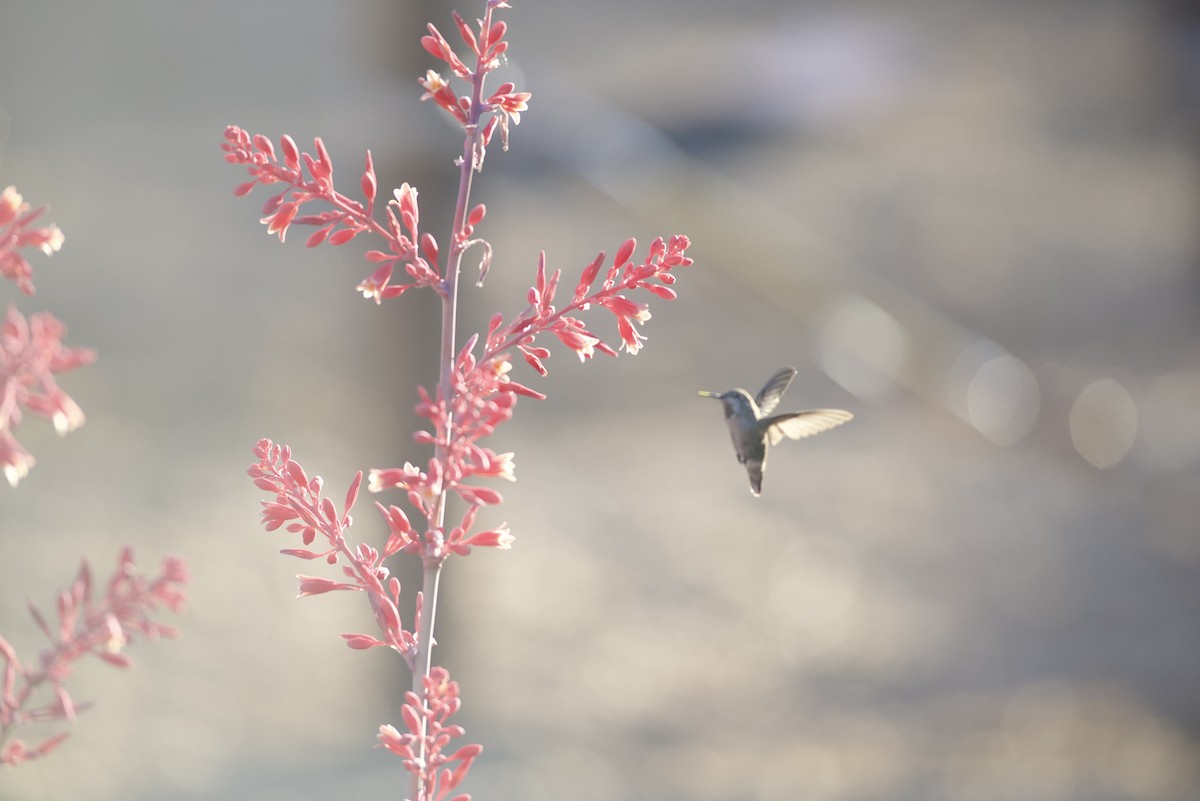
[699,367,852,496]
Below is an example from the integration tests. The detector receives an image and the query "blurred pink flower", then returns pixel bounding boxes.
[0,186,64,296]
[0,305,96,486]
[0,547,190,767]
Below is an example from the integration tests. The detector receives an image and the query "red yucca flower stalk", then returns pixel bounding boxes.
[224,2,693,798]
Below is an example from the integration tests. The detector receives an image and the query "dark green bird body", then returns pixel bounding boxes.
[699,367,852,496]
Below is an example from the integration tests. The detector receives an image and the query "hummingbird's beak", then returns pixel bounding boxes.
[697,391,719,398]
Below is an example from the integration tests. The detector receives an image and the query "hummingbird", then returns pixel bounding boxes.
[698,367,852,497]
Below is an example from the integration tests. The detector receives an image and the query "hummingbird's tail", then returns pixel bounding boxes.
[745,458,764,496]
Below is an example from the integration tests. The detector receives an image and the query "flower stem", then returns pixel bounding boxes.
[410,12,495,800]
[416,0,494,698]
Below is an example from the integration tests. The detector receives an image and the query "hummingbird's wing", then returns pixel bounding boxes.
[764,409,853,446]
[755,367,798,416]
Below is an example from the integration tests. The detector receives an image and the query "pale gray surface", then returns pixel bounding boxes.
[1,1,1198,800]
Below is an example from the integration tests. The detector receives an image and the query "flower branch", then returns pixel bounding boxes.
[0,548,190,768]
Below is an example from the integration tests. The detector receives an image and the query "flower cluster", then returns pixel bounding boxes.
[1,306,97,486]
[419,3,530,155]
[249,438,426,664]
[369,344,528,513]
[221,128,437,304]
[0,186,64,296]
[377,667,481,801]
[488,234,693,369]
[0,547,190,767]
[0,188,96,486]
[369,234,693,521]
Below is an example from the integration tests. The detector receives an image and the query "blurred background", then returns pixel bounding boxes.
[2,0,1198,799]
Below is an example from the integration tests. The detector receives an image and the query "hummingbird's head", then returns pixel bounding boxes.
[697,388,756,419]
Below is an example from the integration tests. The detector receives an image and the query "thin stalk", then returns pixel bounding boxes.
[414,40,486,698]
[411,6,496,798]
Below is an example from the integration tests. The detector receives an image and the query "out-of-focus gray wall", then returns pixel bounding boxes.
[2,1,1198,799]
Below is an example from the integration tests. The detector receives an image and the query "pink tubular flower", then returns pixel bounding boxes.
[296,575,359,597]
[0,305,97,486]
[0,434,34,488]
[418,70,468,125]
[487,82,530,124]
[0,548,190,767]
[446,505,512,556]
